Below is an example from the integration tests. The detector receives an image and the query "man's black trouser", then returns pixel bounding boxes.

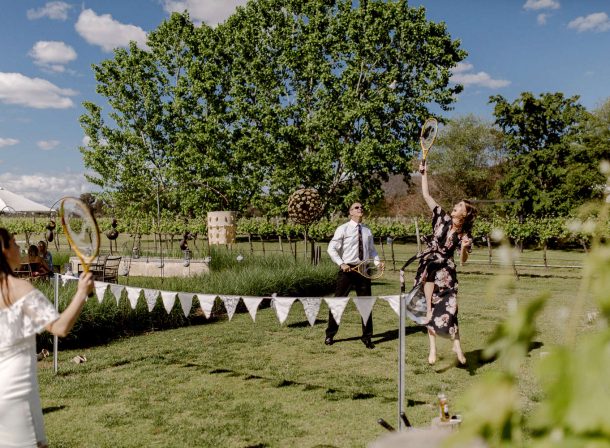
[325,269,373,339]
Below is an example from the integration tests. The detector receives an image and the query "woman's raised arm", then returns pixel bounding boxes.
[419,162,439,211]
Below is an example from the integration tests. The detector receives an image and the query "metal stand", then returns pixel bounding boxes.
[53,273,59,374]
[378,268,412,433]
[398,269,406,430]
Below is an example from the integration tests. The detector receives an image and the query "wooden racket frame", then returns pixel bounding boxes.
[420,117,438,166]
[347,258,385,280]
[59,197,100,274]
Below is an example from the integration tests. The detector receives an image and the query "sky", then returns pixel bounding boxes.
[0,0,609,206]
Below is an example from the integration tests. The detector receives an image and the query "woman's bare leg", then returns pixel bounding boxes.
[427,329,437,365]
[424,281,434,323]
[452,338,466,365]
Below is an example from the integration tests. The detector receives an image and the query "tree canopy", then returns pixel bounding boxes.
[80,0,466,218]
[489,92,606,217]
[429,114,506,205]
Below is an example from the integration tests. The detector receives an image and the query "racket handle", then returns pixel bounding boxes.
[81,265,95,298]
[377,418,395,432]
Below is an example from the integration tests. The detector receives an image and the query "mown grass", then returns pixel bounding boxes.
[36,248,598,448]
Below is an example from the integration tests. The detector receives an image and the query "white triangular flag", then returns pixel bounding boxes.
[125,287,142,309]
[379,295,400,316]
[160,291,176,314]
[242,296,264,321]
[60,274,78,287]
[110,284,125,305]
[178,293,194,317]
[219,295,240,321]
[274,297,296,325]
[299,297,322,326]
[324,297,350,325]
[143,288,160,312]
[94,282,108,304]
[352,296,377,324]
[196,294,216,319]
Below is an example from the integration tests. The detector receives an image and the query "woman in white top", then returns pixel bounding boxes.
[0,228,93,447]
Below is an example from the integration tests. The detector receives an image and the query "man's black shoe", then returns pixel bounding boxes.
[325,337,334,346]
[362,338,375,349]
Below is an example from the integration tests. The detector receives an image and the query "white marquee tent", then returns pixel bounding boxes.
[0,186,53,213]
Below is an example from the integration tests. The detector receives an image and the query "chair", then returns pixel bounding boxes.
[101,256,122,283]
[78,254,108,280]
[14,262,33,279]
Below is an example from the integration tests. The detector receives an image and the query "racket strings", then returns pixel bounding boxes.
[61,199,100,264]
[420,118,438,152]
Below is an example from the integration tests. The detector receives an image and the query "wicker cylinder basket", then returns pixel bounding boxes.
[207,211,237,245]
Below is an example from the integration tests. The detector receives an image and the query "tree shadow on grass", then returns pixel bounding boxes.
[287,319,328,328]
[330,326,426,346]
[42,405,65,414]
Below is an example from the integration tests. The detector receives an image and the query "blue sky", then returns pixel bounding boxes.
[0,0,609,206]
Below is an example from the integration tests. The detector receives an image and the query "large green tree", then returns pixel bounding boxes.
[429,114,506,205]
[218,0,466,214]
[80,14,232,216]
[81,1,466,217]
[490,92,593,217]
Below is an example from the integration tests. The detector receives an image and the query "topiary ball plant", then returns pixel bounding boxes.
[287,188,323,225]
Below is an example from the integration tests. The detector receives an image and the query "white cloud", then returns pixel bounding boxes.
[27,1,72,20]
[0,138,19,148]
[162,0,247,26]
[0,172,95,207]
[82,136,91,146]
[0,72,77,109]
[568,12,610,33]
[523,0,560,11]
[452,62,474,74]
[537,13,548,25]
[75,9,148,52]
[37,140,60,151]
[451,62,510,89]
[29,41,77,73]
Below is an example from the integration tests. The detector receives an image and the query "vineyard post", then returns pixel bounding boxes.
[414,217,421,253]
[487,234,492,265]
[379,236,386,261]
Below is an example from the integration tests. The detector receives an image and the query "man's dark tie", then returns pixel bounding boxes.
[357,224,364,261]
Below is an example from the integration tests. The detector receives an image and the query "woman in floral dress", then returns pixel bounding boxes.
[415,163,477,365]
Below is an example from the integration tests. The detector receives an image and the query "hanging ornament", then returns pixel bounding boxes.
[44,219,56,242]
[106,218,119,240]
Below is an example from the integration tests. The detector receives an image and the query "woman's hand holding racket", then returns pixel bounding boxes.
[419,161,427,175]
[76,272,95,300]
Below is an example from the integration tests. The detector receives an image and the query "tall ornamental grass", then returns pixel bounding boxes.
[37,252,337,348]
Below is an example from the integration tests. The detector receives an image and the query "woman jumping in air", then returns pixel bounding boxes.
[415,162,477,365]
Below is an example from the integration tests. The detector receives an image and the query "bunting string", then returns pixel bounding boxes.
[58,275,425,325]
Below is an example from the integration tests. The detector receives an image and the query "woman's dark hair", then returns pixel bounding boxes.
[460,199,478,235]
[0,228,15,306]
[28,245,39,257]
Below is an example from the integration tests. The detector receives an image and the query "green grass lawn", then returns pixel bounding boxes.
[37,248,597,448]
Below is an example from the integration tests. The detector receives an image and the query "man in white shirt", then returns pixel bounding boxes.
[326,202,382,349]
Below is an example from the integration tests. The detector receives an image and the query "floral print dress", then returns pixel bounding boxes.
[414,206,472,340]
